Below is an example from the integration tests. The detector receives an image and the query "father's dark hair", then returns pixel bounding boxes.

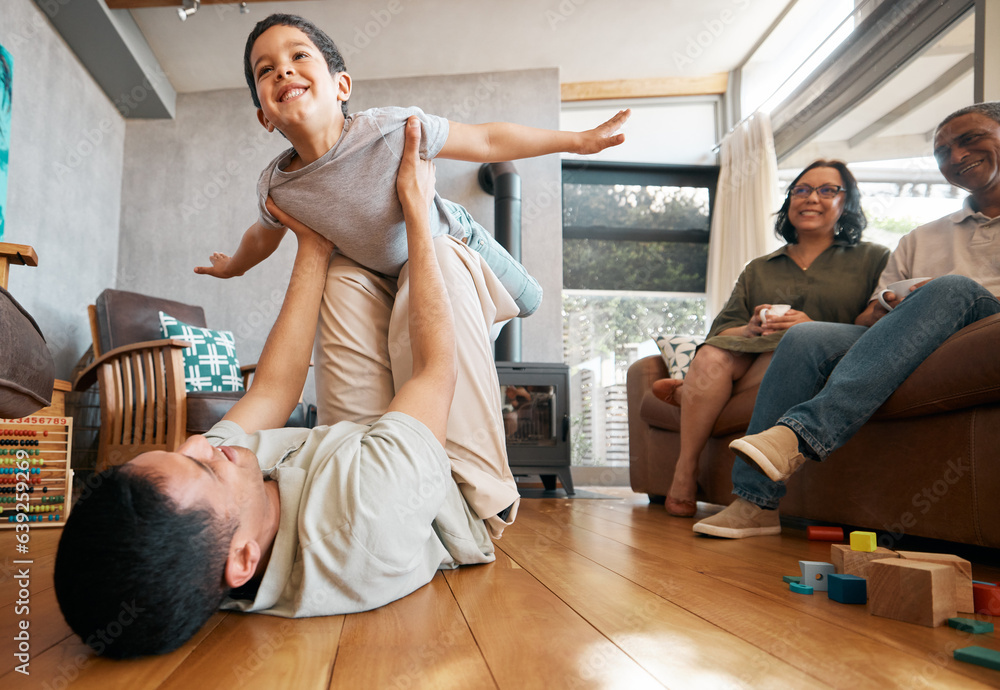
[773,159,866,246]
[54,465,236,658]
[937,101,1000,132]
[244,13,349,117]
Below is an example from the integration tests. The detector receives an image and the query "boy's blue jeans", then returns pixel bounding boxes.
[442,200,543,317]
[734,275,1000,510]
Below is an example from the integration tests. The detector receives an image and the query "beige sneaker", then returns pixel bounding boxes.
[729,426,806,483]
[692,497,781,538]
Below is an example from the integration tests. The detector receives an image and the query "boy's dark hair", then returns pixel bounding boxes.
[773,159,866,246]
[244,13,349,117]
[54,465,236,659]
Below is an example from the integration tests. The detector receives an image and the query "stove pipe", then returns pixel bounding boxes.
[477,162,522,362]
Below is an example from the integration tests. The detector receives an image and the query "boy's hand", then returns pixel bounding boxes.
[397,116,436,217]
[194,252,240,278]
[573,109,631,155]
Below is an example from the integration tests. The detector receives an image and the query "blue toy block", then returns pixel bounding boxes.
[783,575,802,584]
[954,646,1000,671]
[828,573,867,604]
[790,582,814,595]
[799,560,836,592]
[949,617,994,634]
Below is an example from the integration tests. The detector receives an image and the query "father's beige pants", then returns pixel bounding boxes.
[313,235,520,538]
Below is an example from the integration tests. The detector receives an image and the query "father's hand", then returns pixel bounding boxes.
[397,116,436,217]
[265,196,334,254]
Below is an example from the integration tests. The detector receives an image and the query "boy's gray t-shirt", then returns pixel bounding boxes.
[257,106,466,277]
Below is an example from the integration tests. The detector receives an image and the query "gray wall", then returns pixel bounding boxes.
[2,0,125,378]
[118,68,563,406]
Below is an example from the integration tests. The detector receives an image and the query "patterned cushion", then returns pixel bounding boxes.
[158,312,244,392]
[653,334,704,380]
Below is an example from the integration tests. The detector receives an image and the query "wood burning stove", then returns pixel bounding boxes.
[496,362,573,495]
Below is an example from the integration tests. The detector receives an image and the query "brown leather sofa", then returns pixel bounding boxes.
[627,313,1000,548]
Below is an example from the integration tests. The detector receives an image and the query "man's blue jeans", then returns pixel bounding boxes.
[734,275,1000,509]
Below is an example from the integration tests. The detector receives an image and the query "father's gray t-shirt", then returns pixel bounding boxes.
[257,106,466,277]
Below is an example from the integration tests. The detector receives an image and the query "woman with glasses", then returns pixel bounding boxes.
[651,159,889,517]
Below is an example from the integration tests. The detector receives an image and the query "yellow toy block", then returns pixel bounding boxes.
[850,530,877,552]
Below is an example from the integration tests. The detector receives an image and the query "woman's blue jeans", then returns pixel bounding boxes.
[733,275,1000,509]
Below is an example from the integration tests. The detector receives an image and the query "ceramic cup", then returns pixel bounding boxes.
[877,278,931,311]
[760,304,791,325]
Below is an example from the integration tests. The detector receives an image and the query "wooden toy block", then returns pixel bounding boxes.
[850,531,878,552]
[868,560,956,627]
[799,560,836,592]
[782,576,802,584]
[948,617,994,634]
[830,544,898,577]
[895,551,974,613]
[790,582,813,595]
[807,526,844,541]
[973,582,1000,616]
[828,573,867,604]
[954,646,1000,672]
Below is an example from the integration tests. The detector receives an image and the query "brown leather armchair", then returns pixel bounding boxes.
[0,243,55,419]
[627,314,1000,548]
[74,288,309,471]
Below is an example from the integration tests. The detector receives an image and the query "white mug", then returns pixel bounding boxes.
[760,304,791,325]
[877,278,931,311]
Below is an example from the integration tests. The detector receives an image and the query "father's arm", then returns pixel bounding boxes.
[222,201,333,434]
[386,116,456,446]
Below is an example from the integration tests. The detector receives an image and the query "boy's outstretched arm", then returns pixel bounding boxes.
[437,109,630,162]
[387,117,456,447]
[194,220,287,278]
[221,201,332,434]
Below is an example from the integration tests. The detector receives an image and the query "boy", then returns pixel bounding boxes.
[195,13,630,318]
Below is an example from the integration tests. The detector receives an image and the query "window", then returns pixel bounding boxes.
[562,161,718,466]
[740,0,856,118]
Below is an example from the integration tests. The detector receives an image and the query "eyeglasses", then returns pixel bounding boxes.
[789,184,845,199]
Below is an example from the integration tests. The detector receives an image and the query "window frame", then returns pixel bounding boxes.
[561,160,720,245]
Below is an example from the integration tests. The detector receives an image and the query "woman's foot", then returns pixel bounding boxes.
[665,467,698,517]
[666,495,697,517]
[651,378,683,407]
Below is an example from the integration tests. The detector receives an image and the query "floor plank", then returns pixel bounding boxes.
[444,554,664,689]
[330,573,496,690]
[0,612,227,690]
[157,611,343,689]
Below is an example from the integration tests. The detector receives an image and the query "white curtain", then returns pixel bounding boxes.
[705,112,781,321]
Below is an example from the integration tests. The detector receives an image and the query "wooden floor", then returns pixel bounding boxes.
[3,488,1000,689]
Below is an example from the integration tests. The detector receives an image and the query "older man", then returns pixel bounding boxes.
[694,102,1000,538]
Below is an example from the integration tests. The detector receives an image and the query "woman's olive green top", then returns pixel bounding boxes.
[705,241,890,354]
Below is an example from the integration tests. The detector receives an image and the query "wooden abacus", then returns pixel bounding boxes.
[0,415,73,529]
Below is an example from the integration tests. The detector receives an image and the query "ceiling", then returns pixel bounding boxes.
[49,0,979,169]
[781,11,975,171]
[122,0,792,92]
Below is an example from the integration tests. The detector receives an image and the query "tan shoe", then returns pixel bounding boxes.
[729,426,806,483]
[692,497,781,538]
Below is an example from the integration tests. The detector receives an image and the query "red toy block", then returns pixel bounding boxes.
[973,582,1000,616]
[807,526,844,541]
